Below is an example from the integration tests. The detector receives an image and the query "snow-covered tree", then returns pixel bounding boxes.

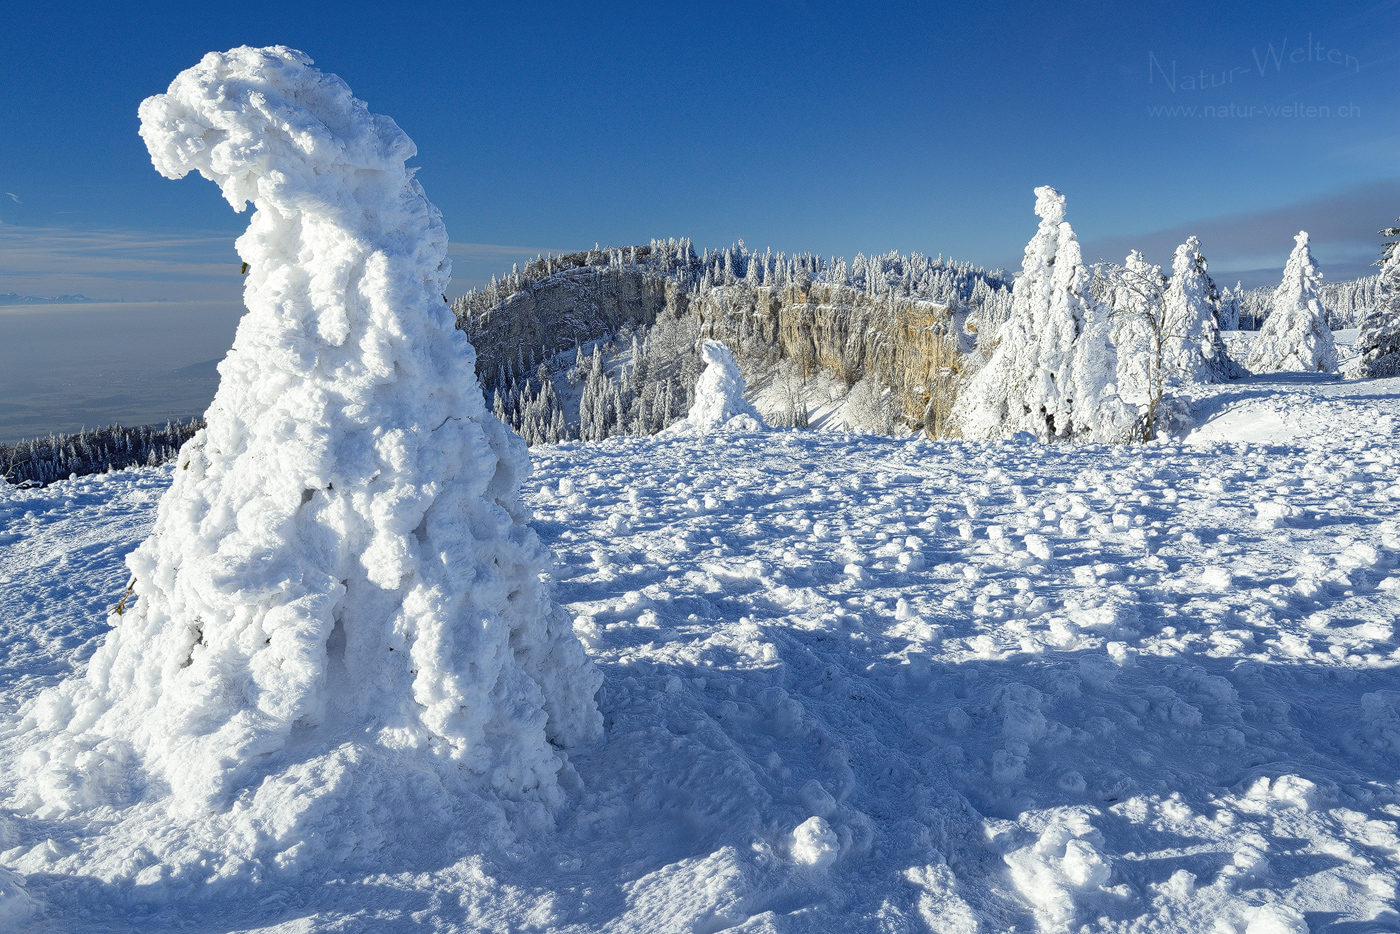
[1247,231,1339,374]
[1162,236,1231,384]
[665,340,765,434]
[1218,283,1241,331]
[954,186,1130,442]
[16,48,602,831]
[1351,216,1400,378]
[1108,251,1164,408]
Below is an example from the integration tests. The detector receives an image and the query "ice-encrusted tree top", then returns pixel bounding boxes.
[667,340,765,434]
[16,47,602,858]
[954,186,1129,442]
[1248,231,1339,374]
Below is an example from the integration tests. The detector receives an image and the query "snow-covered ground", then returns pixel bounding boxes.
[3,372,1400,932]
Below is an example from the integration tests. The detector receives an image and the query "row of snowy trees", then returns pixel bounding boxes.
[953,187,1349,442]
[453,237,1015,356]
[0,419,204,487]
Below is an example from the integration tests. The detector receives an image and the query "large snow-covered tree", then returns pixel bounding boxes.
[1352,216,1400,378]
[954,187,1130,442]
[17,48,602,833]
[1162,236,1231,384]
[1247,231,1339,374]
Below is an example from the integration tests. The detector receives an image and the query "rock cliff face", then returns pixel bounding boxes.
[453,241,1008,436]
[683,283,966,432]
[461,265,676,385]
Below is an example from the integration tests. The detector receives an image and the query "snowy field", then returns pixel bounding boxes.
[3,372,1399,932]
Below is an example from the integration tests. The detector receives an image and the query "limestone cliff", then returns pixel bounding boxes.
[453,240,1010,437]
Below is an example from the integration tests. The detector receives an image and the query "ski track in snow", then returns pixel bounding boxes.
[3,374,1400,932]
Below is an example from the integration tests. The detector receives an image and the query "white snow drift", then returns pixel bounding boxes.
[11,45,601,859]
[4,369,1399,931]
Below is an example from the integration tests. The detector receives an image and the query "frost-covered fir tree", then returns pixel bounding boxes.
[16,48,602,842]
[953,187,1130,442]
[1162,236,1230,384]
[1109,250,1165,410]
[1218,283,1241,331]
[1247,231,1339,374]
[1351,216,1400,378]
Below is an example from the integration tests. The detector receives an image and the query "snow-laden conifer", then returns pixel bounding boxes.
[1352,216,1400,378]
[1162,236,1229,383]
[954,187,1129,442]
[1247,231,1339,374]
[1218,283,1241,331]
[15,48,602,836]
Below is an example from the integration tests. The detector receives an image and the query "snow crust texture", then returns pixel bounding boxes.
[3,372,1399,931]
[9,45,601,857]
[667,339,766,434]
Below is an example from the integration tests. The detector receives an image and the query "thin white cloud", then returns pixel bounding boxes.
[0,224,577,301]
[0,224,244,301]
[4,193,19,204]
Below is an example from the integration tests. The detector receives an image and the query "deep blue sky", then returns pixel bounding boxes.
[2,0,1398,301]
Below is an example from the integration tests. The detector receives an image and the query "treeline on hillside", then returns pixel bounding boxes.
[453,238,1014,395]
[1,419,203,488]
[461,239,1010,444]
[472,217,1397,447]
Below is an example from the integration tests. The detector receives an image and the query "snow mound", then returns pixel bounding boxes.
[667,340,765,434]
[790,815,839,868]
[11,46,600,870]
[0,867,32,927]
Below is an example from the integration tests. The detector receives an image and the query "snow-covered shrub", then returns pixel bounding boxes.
[1097,254,1196,440]
[1108,251,1165,409]
[843,374,898,433]
[666,340,765,434]
[15,48,601,834]
[1247,232,1339,374]
[953,187,1131,442]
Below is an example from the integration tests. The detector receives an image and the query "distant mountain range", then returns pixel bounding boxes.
[0,292,96,305]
